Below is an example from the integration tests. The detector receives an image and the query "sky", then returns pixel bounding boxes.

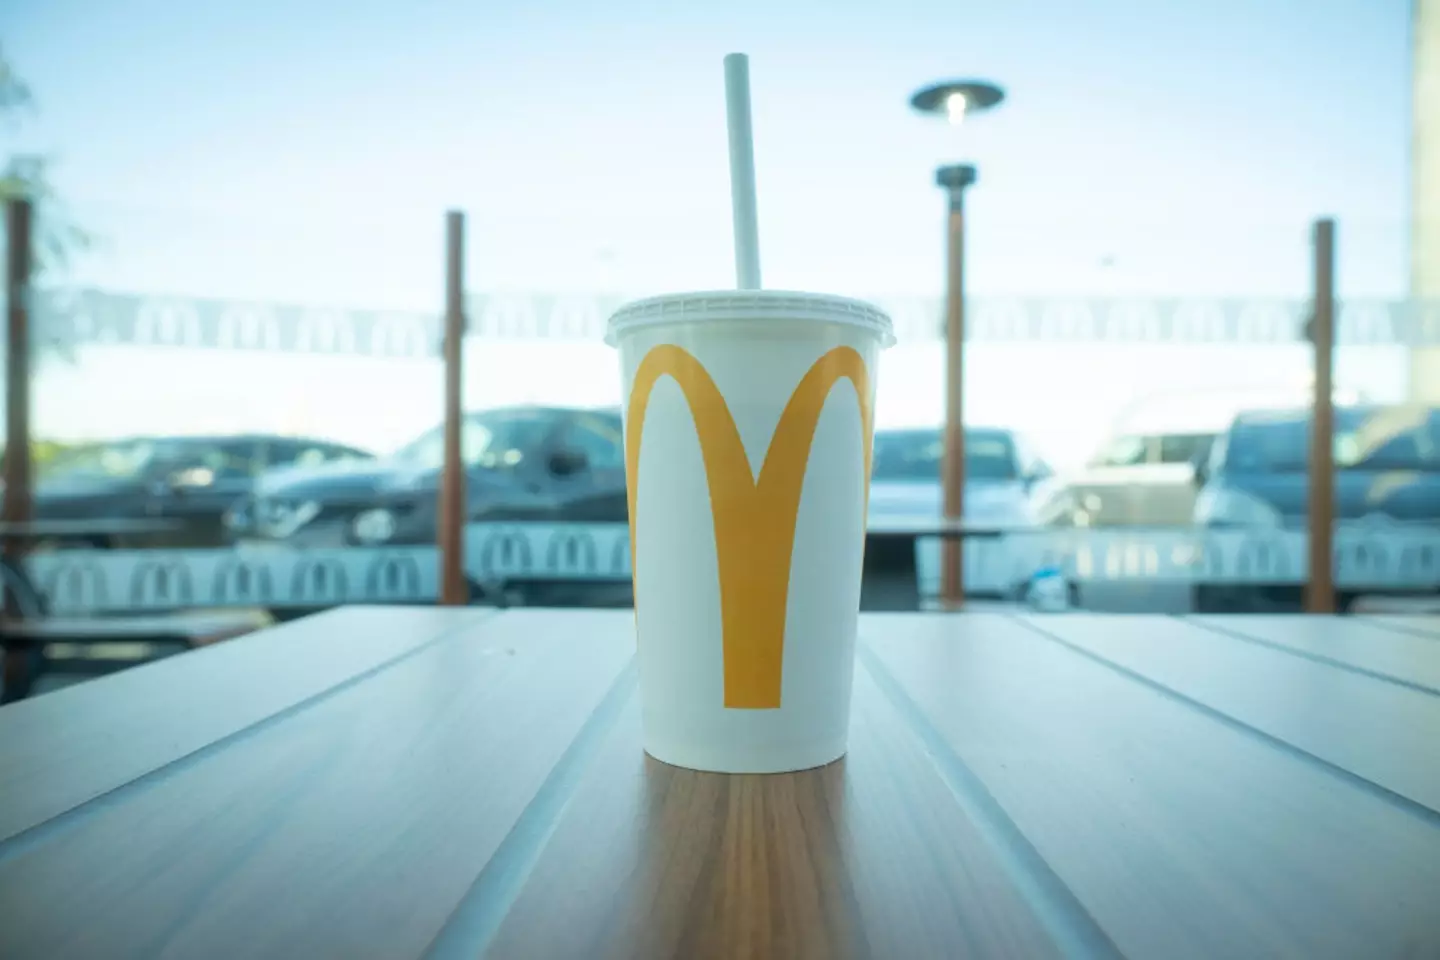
[0,0,1421,462]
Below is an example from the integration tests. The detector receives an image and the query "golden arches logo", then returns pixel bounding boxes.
[625,344,872,710]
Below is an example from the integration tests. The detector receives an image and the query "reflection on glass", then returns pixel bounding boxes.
[41,439,161,480]
[1221,407,1440,474]
[392,410,557,470]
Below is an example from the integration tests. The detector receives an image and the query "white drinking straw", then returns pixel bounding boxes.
[724,53,762,290]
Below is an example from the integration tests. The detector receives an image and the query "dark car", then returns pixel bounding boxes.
[30,434,375,549]
[227,404,627,545]
[1191,405,1440,612]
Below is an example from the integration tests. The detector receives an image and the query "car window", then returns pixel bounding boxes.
[563,414,625,470]
[1091,434,1150,467]
[213,441,266,479]
[325,444,372,465]
[871,430,1018,482]
[1222,407,1440,473]
[394,410,562,470]
[1158,433,1214,465]
[155,441,258,484]
[269,440,370,470]
[41,440,156,480]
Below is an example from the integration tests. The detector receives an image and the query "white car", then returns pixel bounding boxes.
[866,427,1066,600]
[1060,385,1364,527]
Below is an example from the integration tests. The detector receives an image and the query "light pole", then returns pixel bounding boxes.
[910,79,1005,609]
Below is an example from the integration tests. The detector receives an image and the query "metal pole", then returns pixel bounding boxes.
[1306,218,1337,614]
[439,211,469,605]
[937,165,975,609]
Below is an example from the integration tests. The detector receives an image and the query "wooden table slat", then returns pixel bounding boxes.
[1188,614,1440,693]
[1018,614,1440,814]
[1364,614,1440,638]
[0,606,489,844]
[2,609,1439,959]
[481,666,1075,960]
[0,610,633,960]
[864,613,1440,960]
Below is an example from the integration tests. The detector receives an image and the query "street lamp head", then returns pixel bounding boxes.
[910,80,1005,126]
[935,164,977,193]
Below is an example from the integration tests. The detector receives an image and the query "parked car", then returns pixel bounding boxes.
[226,406,631,604]
[1191,405,1440,612]
[865,427,1069,601]
[867,427,1064,528]
[1056,385,1364,528]
[28,434,374,548]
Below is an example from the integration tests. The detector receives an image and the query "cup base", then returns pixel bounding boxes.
[642,731,848,775]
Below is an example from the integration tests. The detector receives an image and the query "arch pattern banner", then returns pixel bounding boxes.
[36,290,1440,356]
[18,522,1440,615]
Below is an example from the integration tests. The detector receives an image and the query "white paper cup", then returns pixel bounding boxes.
[607,291,894,773]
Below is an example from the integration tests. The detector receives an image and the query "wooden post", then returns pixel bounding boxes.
[3,198,34,550]
[438,211,469,605]
[937,165,975,609]
[3,198,34,698]
[1306,218,1337,614]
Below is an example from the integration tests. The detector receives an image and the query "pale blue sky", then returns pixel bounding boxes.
[3,0,1415,303]
[0,1,1419,460]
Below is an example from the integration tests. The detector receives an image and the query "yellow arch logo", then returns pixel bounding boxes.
[625,344,873,710]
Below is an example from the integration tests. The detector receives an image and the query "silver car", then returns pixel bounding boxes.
[866,427,1066,599]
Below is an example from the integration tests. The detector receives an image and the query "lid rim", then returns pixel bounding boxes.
[605,290,896,347]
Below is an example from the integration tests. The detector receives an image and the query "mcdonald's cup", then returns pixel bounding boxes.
[608,291,895,773]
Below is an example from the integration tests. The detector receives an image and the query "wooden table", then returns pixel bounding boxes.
[1,608,1438,959]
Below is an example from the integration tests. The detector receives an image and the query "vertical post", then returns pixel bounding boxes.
[1408,0,1440,402]
[3,198,34,549]
[937,165,975,609]
[3,199,34,699]
[1306,218,1337,614]
[439,210,469,605]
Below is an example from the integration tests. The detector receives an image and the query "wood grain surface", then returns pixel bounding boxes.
[1020,614,1440,812]
[1364,614,1440,638]
[0,606,492,843]
[1,609,1438,959]
[1188,614,1440,693]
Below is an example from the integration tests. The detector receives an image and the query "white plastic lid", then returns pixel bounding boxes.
[605,290,895,348]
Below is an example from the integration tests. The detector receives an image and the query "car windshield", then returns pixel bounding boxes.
[1223,407,1440,473]
[393,411,556,470]
[40,440,168,481]
[1090,434,1148,467]
[871,430,1017,481]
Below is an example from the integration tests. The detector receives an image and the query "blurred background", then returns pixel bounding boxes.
[0,0,1435,692]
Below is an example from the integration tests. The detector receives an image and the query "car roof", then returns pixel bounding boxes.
[1231,404,1440,426]
[459,404,619,421]
[1113,387,1370,435]
[66,433,370,450]
[874,426,1014,438]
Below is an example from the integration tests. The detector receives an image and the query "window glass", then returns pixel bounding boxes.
[269,441,368,470]
[1223,407,1440,473]
[1158,433,1214,465]
[394,411,560,469]
[563,415,625,470]
[871,430,1018,481]
[211,442,265,479]
[1092,435,1149,467]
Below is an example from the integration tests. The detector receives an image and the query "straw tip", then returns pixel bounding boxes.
[724,52,748,66]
